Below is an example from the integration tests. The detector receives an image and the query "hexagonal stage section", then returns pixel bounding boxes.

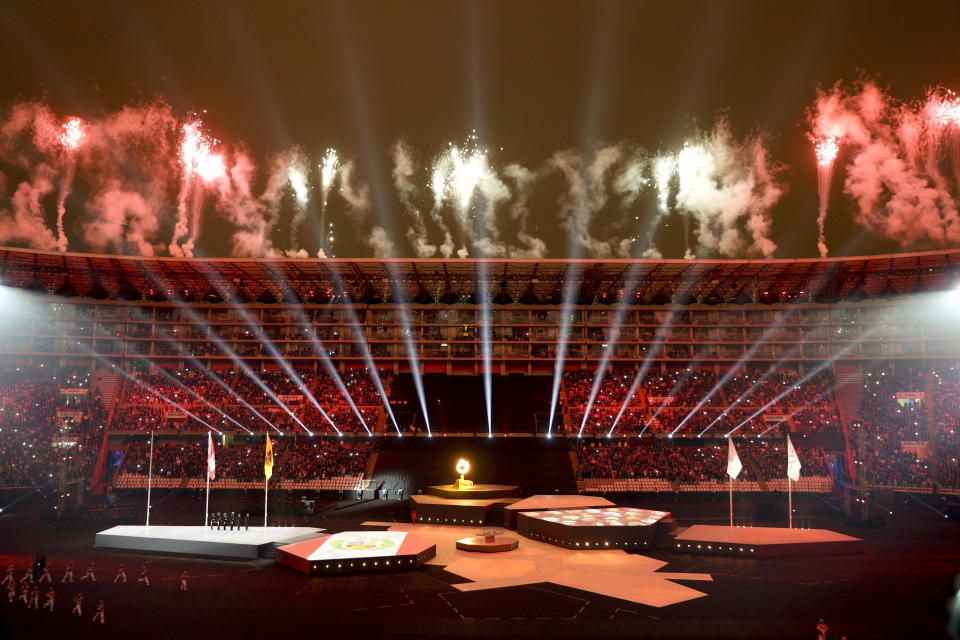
[276,531,436,575]
[517,507,673,550]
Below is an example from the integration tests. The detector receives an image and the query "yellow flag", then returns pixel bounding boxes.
[264,435,274,481]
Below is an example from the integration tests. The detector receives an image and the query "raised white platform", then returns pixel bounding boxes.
[672,525,863,557]
[94,525,324,559]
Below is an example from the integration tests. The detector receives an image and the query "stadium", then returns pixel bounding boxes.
[3,2,960,639]
[0,245,958,638]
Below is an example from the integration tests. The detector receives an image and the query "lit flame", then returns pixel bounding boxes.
[455,458,470,475]
[180,122,226,183]
[60,118,85,151]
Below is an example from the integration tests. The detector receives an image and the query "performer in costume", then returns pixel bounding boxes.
[62,561,74,583]
[42,587,54,612]
[19,566,34,584]
[1,564,14,586]
[92,599,105,624]
[80,562,96,582]
[38,564,51,584]
[179,571,188,592]
[114,563,127,583]
[17,582,29,604]
[28,584,39,609]
[137,564,150,586]
[72,592,84,616]
[6,581,15,603]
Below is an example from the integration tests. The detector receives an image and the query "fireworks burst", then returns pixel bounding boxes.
[59,118,85,152]
[180,122,225,183]
[926,90,960,129]
[432,132,492,213]
[288,164,309,206]
[814,135,841,167]
[319,148,339,206]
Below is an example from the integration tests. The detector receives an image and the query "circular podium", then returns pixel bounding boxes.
[455,531,519,553]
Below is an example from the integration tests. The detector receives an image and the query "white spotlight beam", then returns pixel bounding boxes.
[547,264,583,437]
[477,265,493,437]
[577,266,643,437]
[81,348,221,435]
[383,264,431,435]
[671,304,810,437]
[725,329,877,438]
[264,271,375,436]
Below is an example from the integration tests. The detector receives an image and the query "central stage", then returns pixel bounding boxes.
[412,493,520,526]
[94,525,323,559]
[671,525,864,557]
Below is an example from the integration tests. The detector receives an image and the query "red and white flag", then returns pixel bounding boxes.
[207,432,216,480]
[727,438,742,480]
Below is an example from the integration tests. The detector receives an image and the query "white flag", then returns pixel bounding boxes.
[786,434,801,482]
[727,438,742,480]
[207,432,216,481]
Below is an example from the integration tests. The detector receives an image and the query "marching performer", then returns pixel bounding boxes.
[92,599,105,624]
[62,560,74,583]
[80,562,96,582]
[42,586,54,612]
[6,581,15,603]
[19,566,34,584]
[114,563,127,584]
[28,584,39,609]
[38,564,51,584]
[71,592,84,616]
[179,570,188,592]
[17,582,29,604]
[1,563,14,586]
[137,564,150,587]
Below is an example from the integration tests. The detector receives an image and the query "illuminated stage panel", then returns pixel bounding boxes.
[276,531,437,575]
[504,494,615,528]
[94,525,323,559]
[426,484,521,499]
[411,494,521,526]
[672,525,864,558]
[517,507,672,550]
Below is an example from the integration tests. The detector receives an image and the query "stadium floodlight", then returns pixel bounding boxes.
[547,264,583,437]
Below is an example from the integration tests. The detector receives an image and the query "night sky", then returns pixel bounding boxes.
[1,0,959,259]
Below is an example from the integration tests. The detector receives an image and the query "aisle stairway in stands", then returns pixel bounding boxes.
[370,437,577,496]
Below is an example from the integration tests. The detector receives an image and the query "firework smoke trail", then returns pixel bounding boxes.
[55,117,85,252]
[925,89,960,190]
[171,121,225,257]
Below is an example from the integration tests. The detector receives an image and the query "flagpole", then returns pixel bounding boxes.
[204,464,210,528]
[729,475,733,527]
[788,476,793,530]
[145,430,154,527]
[264,475,268,528]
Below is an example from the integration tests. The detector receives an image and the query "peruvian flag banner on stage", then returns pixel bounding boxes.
[727,438,742,480]
[786,434,801,481]
[207,432,216,480]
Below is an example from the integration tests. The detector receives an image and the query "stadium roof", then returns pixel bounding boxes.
[1,246,959,305]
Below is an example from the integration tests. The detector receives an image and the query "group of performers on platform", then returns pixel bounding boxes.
[3,556,190,625]
[210,511,250,531]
